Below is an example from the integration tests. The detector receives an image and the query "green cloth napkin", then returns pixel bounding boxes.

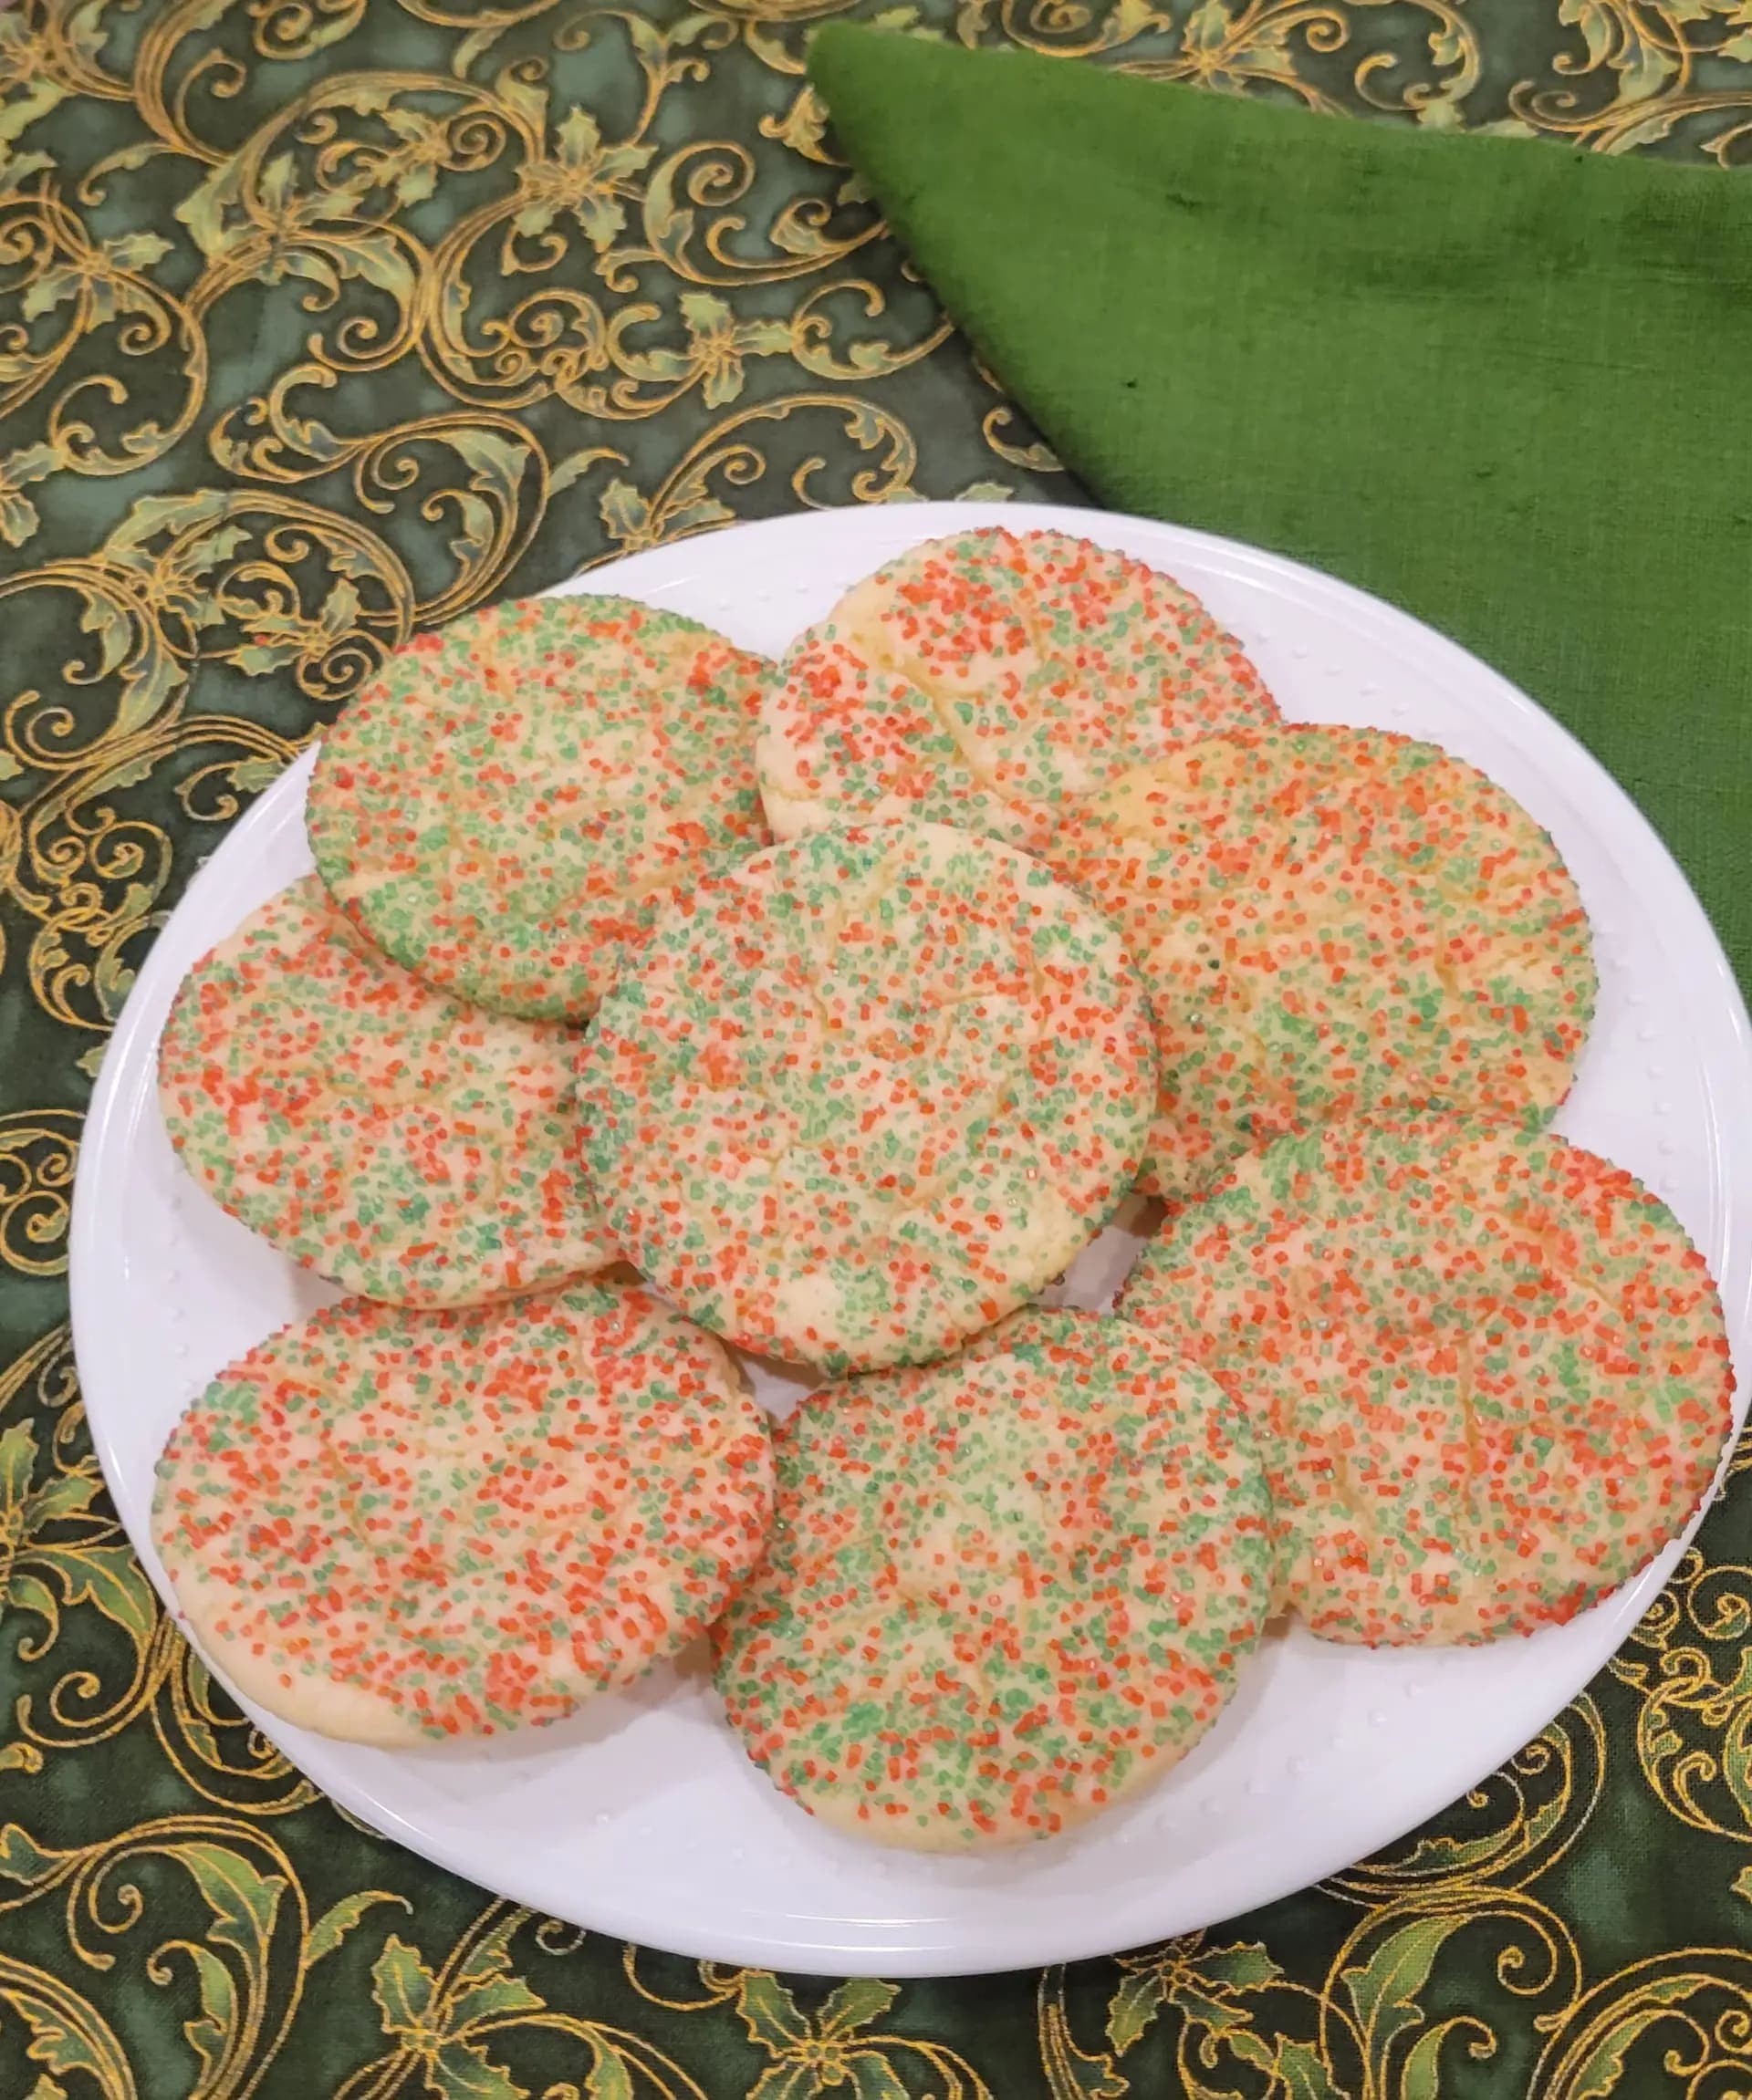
[810,25,1752,987]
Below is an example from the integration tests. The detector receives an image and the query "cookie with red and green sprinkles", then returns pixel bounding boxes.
[152,1282,774,1745]
[574,819,1158,1374]
[1056,725,1596,1200]
[714,1307,1273,1849]
[159,877,620,1306]
[756,527,1277,854]
[307,593,771,1023]
[1116,1118,1734,1645]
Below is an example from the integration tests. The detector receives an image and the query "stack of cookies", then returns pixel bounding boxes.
[151,529,1733,1854]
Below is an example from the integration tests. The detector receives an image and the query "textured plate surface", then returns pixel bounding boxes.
[70,503,1752,1976]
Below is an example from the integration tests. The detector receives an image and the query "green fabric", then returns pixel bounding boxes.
[5,0,1752,2091]
[811,24,1752,987]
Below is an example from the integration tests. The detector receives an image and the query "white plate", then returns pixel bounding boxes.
[71,502,1752,1977]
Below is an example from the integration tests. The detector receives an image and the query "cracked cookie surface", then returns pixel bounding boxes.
[153,1281,773,1745]
[1057,725,1596,1199]
[160,877,620,1306]
[1117,1118,1732,1644]
[575,820,1157,1373]
[757,527,1276,853]
[714,1307,1273,1849]
[308,593,770,1022]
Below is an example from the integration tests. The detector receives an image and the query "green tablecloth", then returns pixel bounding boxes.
[3,2,1750,2093]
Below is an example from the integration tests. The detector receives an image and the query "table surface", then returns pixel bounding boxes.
[5,1,1752,2094]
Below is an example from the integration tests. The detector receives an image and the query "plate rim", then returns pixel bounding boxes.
[69,498,1752,1975]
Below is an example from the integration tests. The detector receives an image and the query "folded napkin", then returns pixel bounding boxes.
[810,26,1752,986]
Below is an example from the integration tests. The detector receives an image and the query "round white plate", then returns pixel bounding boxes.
[71,502,1752,1977]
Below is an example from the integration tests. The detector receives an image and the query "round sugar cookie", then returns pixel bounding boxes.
[1058,726,1596,1200]
[756,526,1277,853]
[714,1308,1274,1849]
[159,877,620,1306]
[575,819,1158,1374]
[152,1282,774,1745]
[1116,1119,1734,1644]
[308,594,771,1022]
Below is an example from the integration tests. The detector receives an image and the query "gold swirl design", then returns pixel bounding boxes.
[1530,1949,1752,2098]
[0,1108,80,1276]
[989,0,1483,120]
[1321,1889,1582,2098]
[1042,1938,1368,2100]
[0,179,205,548]
[133,0,277,167]
[983,400,1063,473]
[0,1952,135,2098]
[621,1941,991,2097]
[0,1,130,120]
[1613,1548,1752,1858]
[586,390,921,556]
[150,1622,321,1816]
[336,1904,718,2099]
[0,1810,409,2095]
[0,1327,160,1764]
[994,0,1178,63]
[0,1322,78,1421]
